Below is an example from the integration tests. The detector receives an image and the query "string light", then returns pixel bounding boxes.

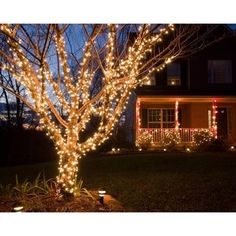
[192,129,214,146]
[0,24,176,195]
[175,100,179,130]
[136,130,153,150]
[212,100,218,139]
[161,129,181,148]
[136,99,141,140]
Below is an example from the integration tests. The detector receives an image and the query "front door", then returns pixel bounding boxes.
[216,108,228,140]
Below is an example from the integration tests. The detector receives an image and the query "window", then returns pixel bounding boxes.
[162,109,175,128]
[208,60,232,84]
[147,109,161,128]
[148,108,175,128]
[167,63,181,86]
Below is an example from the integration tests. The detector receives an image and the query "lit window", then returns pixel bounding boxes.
[167,78,181,86]
[208,60,232,84]
[147,108,175,128]
[167,63,181,86]
[147,109,161,128]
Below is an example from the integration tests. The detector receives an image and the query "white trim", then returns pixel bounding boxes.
[147,108,175,128]
[138,96,236,103]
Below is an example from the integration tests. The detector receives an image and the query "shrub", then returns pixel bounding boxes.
[192,129,213,147]
[160,129,181,149]
[136,131,153,150]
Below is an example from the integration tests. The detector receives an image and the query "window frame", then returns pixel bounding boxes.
[147,108,175,128]
[167,62,181,86]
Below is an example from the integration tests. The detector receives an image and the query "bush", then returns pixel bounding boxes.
[160,129,181,150]
[192,129,213,148]
[136,131,153,150]
[192,129,228,152]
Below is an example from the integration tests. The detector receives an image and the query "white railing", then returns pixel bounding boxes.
[138,128,209,143]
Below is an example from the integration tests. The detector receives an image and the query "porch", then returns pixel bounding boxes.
[138,128,211,144]
[135,96,236,145]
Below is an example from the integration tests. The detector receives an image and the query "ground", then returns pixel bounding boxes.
[1,151,236,212]
[0,192,124,212]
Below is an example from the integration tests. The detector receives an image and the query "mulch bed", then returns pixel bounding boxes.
[0,191,124,212]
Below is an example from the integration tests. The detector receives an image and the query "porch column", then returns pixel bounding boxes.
[175,100,179,130]
[212,99,218,138]
[136,99,141,139]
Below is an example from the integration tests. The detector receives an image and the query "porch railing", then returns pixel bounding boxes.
[138,128,209,144]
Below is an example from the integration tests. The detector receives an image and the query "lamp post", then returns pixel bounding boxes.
[98,190,106,205]
[13,205,24,212]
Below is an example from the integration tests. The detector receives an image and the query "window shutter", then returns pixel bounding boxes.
[141,108,147,128]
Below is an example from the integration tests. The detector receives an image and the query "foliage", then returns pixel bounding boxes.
[160,129,181,149]
[0,173,94,199]
[75,178,95,200]
[0,173,95,211]
[0,173,58,198]
[192,129,214,148]
[136,131,153,150]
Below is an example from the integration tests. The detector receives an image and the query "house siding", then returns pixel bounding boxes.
[181,104,191,128]
[189,103,209,128]
[189,37,236,91]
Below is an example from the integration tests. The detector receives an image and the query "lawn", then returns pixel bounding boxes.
[1,152,236,212]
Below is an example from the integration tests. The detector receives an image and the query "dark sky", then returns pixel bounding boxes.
[228,24,236,30]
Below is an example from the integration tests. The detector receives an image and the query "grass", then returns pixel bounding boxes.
[0,161,57,185]
[80,152,236,211]
[1,152,236,211]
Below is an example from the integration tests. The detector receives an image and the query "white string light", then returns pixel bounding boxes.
[0,24,176,195]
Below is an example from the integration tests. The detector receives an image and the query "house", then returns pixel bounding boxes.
[124,25,236,146]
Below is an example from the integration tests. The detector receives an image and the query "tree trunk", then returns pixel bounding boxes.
[56,142,80,200]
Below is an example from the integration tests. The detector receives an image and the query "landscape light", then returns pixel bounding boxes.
[186,148,191,152]
[230,146,235,151]
[13,206,24,212]
[98,190,106,205]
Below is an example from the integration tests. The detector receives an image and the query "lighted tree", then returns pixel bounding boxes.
[0,24,228,196]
